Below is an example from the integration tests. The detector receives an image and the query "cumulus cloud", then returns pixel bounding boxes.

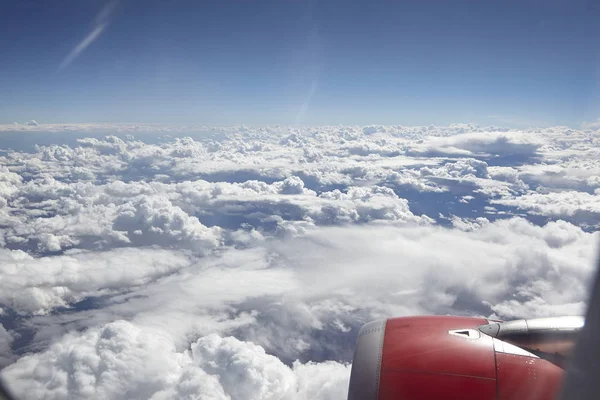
[407,130,543,166]
[112,196,222,251]
[0,247,192,316]
[0,123,598,399]
[493,191,600,230]
[2,321,350,400]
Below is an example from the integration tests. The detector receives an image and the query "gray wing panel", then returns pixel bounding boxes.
[560,252,600,399]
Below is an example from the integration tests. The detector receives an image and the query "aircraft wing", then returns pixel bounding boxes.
[560,252,600,399]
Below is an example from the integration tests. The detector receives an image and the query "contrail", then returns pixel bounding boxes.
[58,1,118,70]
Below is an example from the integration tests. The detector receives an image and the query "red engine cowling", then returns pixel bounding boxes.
[347,316,575,400]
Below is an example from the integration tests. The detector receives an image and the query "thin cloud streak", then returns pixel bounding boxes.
[58,1,117,70]
[59,24,106,70]
[582,119,600,130]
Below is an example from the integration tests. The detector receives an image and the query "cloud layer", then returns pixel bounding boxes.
[0,123,598,399]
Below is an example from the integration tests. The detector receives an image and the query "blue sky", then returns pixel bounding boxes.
[1,0,599,127]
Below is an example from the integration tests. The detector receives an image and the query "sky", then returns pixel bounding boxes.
[1,2,600,399]
[1,0,599,127]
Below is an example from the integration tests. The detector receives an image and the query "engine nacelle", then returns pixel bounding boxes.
[348,316,582,400]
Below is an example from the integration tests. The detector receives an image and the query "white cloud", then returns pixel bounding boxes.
[1,321,350,400]
[1,218,596,398]
[0,124,598,399]
[0,247,192,315]
[112,195,222,251]
[493,191,600,229]
[582,118,600,130]
[408,130,543,159]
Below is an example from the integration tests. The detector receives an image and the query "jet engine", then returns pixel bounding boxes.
[347,315,583,400]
